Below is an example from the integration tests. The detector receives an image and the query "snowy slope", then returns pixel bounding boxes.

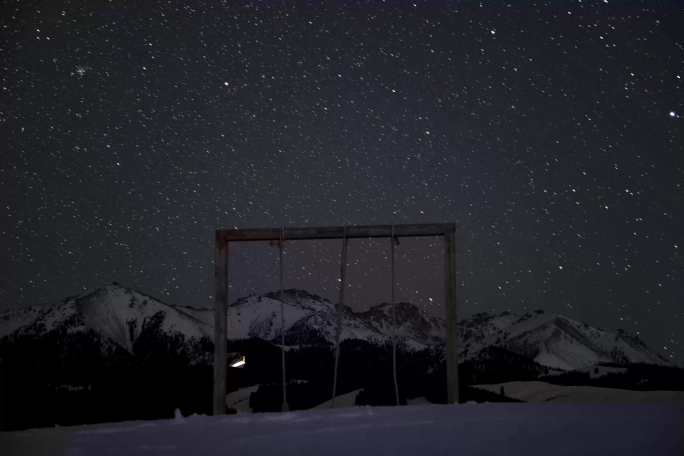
[0,286,670,371]
[312,389,363,409]
[222,294,669,369]
[458,311,670,370]
[226,290,444,349]
[0,305,61,339]
[227,290,332,341]
[225,385,260,413]
[474,381,684,404]
[0,283,212,353]
[2,404,681,456]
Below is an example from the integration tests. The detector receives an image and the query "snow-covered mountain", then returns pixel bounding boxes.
[223,290,445,349]
[0,284,670,371]
[220,291,670,370]
[458,310,670,370]
[0,283,212,355]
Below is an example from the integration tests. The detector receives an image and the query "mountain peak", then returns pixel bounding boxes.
[1,284,212,354]
[1,286,671,370]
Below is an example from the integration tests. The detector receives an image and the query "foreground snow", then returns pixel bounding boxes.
[2,404,681,455]
[312,388,363,409]
[474,381,684,404]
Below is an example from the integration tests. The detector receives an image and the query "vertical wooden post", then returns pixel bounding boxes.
[331,234,348,408]
[213,231,228,415]
[445,225,460,404]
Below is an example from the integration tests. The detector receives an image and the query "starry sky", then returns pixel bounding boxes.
[2,1,682,363]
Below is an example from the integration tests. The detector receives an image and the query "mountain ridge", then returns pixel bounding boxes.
[0,284,671,370]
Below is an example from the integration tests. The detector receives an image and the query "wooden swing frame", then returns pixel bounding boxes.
[212,223,460,414]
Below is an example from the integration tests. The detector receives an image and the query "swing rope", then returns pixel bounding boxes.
[391,225,400,406]
[279,226,289,412]
[331,226,349,408]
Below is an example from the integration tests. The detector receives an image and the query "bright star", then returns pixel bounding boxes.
[72,65,88,77]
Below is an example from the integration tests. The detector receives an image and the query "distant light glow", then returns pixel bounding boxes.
[230,356,246,368]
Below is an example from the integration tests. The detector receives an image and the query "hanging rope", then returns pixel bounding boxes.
[279,226,289,412]
[331,226,349,408]
[391,225,400,406]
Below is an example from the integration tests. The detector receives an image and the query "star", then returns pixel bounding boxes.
[4,0,682,366]
[72,65,88,77]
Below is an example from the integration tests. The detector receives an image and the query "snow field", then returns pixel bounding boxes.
[2,403,681,456]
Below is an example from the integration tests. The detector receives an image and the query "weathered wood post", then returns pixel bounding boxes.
[213,231,228,415]
[445,224,460,404]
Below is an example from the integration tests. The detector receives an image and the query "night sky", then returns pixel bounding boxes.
[2,1,682,363]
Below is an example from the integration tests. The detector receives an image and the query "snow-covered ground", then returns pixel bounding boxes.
[474,381,684,404]
[2,404,681,455]
[225,385,260,413]
[312,389,363,409]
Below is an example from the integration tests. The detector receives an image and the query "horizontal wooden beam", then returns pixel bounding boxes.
[217,223,456,242]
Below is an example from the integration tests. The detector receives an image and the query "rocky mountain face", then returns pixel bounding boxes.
[0,284,670,371]
[190,289,670,370]
[456,310,670,370]
[222,290,446,349]
[0,284,212,363]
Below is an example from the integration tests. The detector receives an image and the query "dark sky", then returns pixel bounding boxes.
[2,1,682,363]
